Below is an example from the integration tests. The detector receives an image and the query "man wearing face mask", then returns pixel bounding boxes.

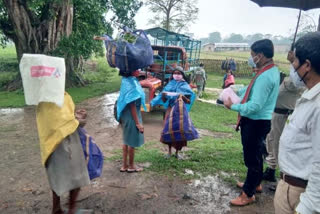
[224,39,280,206]
[274,32,320,214]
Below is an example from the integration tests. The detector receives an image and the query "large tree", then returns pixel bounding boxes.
[146,0,199,33]
[224,33,244,43]
[0,0,142,86]
[208,32,221,43]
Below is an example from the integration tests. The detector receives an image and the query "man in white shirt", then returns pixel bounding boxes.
[275,32,320,214]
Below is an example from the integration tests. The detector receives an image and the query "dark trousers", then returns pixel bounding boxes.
[240,117,271,197]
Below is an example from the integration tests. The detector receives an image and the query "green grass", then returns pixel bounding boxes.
[205,73,251,89]
[201,51,288,63]
[200,91,217,100]
[0,45,18,73]
[109,101,247,183]
[190,101,238,133]
[201,51,290,75]
[67,74,121,104]
[122,137,246,181]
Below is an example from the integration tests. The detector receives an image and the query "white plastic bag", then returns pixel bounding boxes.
[20,54,66,107]
[219,87,241,104]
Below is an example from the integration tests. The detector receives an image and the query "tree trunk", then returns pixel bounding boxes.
[3,0,81,88]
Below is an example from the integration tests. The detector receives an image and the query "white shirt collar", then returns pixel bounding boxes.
[302,82,320,100]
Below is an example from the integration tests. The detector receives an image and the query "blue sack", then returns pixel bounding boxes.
[78,128,104,180]
[161,96,199,143]
[221,59,237,71]
[104,29,154,73]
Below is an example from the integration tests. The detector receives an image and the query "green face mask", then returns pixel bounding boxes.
[252,72,256,77]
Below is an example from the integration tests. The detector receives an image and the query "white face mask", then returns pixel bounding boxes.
[248,56,256,68]
[173,74,183,81]
[289,64,306,88]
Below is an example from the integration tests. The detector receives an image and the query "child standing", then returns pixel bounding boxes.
[36,92,91,214]
[116,70,146,173]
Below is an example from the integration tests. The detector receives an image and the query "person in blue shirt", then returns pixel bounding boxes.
[116,70,147,173]
[224,39,280,206]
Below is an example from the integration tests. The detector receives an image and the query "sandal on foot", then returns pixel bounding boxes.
[127,168,143,173]
[120,168,127,172]
[65,209,94,214]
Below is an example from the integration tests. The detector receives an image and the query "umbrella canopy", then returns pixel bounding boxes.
[251,0,320,49]
[251,0,320,11]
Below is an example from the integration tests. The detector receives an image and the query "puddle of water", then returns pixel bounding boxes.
[100,92,119,128]
[188,175,238,214]
[0,108,31,125]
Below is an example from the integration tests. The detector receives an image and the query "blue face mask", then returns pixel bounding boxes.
[248,56,256,68]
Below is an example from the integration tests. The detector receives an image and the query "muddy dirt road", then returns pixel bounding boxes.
[0,93,275,213]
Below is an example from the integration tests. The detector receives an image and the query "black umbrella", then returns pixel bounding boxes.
[251,0,320,11]
[250,0,320,49]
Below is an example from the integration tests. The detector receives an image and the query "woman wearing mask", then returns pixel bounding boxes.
[116,70,146,173]
[151,67,196,159]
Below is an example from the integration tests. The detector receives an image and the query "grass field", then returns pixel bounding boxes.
[109,101,249,183]
[201,50,288,63]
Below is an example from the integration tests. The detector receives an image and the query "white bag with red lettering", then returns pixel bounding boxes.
[20,54,66,107]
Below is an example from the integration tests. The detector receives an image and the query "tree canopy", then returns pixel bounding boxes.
[0,0,142,86]
[146,0,199,33]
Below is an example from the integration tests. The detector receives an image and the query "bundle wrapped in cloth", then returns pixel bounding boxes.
[104,28,154,75]
[161,95,199,143]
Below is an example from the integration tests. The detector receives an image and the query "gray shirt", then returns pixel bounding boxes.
[276,77,305,110]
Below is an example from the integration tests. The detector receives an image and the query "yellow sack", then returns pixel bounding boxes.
[36,92,79,166]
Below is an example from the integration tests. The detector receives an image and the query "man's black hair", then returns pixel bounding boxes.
[295,32,320,75]
[251,39,274,58]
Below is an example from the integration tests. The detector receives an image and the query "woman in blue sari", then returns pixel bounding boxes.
[151,67,196,159]
[117,70,147,172]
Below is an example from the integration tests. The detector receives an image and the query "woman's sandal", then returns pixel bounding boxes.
[127,167,143,173]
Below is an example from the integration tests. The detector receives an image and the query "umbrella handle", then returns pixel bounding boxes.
[291,9,302,51]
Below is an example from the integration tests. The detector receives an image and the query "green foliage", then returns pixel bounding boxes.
[53,0,111,59]
[109,0,143,28]
[0,0,142,60]
[146,0,199,33]
[223,33,244,43]
[0,72,17,88]
[83,57,118,83]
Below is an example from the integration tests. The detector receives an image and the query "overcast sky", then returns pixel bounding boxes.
[134,0,320,39]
